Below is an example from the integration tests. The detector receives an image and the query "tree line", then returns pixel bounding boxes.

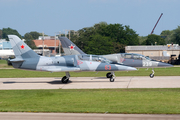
[1,22,180,55]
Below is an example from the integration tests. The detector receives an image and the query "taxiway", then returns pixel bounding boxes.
[0,76,180,90]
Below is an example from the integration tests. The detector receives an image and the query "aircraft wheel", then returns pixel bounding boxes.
[149,74,154,78]
[106,72,112,78]
[110,77,115,82]
[62,76,69,83]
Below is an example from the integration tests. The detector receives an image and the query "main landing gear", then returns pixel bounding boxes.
[61,72,70,83]
[149,68,155,78]
[106,72,115,82]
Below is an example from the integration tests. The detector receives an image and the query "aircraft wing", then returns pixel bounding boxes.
[39,66,81,72]
[59,37,86,55]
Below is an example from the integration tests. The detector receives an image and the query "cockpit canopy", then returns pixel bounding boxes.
[121,53,152,60]
[78,54,112,64]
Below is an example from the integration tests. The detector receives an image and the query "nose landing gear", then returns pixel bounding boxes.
[106,72,115,82]
[149,69,155,78]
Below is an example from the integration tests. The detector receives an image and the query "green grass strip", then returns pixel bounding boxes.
[0,88,180,114]
[0,67,180,78]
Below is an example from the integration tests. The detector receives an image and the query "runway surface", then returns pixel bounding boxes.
[1,112,180,120]
[0,76,180,90]
[1,76,180,120]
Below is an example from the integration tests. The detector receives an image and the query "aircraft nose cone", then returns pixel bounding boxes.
[117,65,137,71]
[158,62,173,67]
[126,66,137,71]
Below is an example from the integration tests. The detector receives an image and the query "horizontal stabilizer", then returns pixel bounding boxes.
[10,58,24,63]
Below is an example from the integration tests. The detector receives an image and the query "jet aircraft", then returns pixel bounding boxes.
[59,37,173,78]
[8,35,137,83]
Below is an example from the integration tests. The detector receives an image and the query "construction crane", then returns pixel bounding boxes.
[151,13,163,34]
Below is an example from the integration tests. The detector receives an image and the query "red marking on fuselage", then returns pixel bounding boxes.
[105,65,111,70]
[77,60,83,65]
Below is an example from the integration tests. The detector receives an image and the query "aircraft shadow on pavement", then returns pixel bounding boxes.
[2,80,126,84]
[2,77,127,84]
[3,80,72,84]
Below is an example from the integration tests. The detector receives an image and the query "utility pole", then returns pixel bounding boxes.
[42,32,44,56]
[65,30,67,38]
[59,31,61,56]
[69,30,70,40]
[54,33,56,55]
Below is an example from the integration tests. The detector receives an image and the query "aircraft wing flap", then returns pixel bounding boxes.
[45,67,81,72]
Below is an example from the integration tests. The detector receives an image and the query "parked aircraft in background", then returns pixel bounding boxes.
[0,50,14,56]
[59,37,173,78]
[8,35,137,83]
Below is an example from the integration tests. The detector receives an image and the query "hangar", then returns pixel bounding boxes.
[125,44,180,60]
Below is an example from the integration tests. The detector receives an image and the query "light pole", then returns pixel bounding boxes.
[42,32,44,56]
[59,31,61,56]
[54,33,56,55]
[55,32,62,56]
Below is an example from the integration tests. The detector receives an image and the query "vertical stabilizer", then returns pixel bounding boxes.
[59,37,86,55]
[8,35,39,58]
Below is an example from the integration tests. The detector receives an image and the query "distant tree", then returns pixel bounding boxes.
[71,26,95,52]
[138,36,147,45]
[95,23,139,53]
[2,28,22,40]
[0,30,2,39]
[171,26,180,45]
[112,42,126,53]
[29,31,41,40]
[84,34,113,55]
[24,33,37,49]
[160,30,173,44]
[24,33,33,40]
[24,39,37,49]
[70,22,139,54]
[145,34,165,45]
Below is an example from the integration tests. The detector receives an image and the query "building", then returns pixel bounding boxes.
[33,36,60,55]
[0,39,14,58]
[0,39,12,50]
[125,44,180,60]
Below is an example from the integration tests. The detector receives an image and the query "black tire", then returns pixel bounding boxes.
[110,77,114,82]
[149,74,154,78]
[106,72,112,78]
[62,76,69,83]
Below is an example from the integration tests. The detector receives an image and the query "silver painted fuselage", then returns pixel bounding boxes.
[102,53,173,68]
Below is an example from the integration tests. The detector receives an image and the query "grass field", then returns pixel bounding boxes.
[0,60,180,114]
[0,67,179,78]
[0,88,180,114]
[0,60,13,68]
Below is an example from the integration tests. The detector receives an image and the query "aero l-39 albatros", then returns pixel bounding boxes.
[59,37,173,78]
[8,35,137,83]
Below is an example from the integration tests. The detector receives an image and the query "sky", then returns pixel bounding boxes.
[1,0,180,36]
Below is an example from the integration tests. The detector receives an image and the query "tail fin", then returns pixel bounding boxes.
[8,35,39,58]
[59,37,86,55]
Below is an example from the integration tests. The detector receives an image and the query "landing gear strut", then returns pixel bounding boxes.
[106,72,115,82]
[149,68,155,78]
[61,72,70,83]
